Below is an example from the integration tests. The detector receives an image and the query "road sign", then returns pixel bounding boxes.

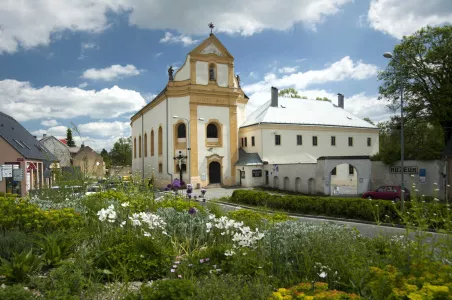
[1,165,13,177]
[13,168,24,181]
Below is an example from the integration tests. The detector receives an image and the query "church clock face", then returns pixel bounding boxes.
[200,43,223,56]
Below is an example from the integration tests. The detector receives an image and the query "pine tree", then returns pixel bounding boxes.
[66,128,76,147]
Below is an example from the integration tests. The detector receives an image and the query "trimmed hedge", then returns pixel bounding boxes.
[230,190,449,226]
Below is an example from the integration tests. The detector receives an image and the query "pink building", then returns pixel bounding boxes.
[0,112,57,197]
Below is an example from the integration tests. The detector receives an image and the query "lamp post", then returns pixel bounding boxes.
[172,116,204,185]
[384,52,405,212]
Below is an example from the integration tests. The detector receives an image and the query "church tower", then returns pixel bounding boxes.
[131,25,248,188]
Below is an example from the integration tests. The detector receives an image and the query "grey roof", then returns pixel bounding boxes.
[0,111,57,161]
[235,148,263,166]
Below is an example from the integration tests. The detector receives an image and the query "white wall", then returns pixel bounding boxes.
[237,103,247,127]
[266,163,317,194]
[371,160,446,199]
[174,55,191,81]
[197,105,231,185]
[196,61,208,85]
[257,126,378,164]
[132,96,191,187]
[239,128,262,155]
[217,63,228,87]
[238,166,265,187]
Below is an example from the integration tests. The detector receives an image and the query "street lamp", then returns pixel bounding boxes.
[172,116,204,185]
[384,51,405,211]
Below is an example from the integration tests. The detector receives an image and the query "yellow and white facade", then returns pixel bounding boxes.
[131,34,248,188]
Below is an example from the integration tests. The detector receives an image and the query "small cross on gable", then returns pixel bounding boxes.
[208,22,215,35]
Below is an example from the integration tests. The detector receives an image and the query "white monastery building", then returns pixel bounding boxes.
[131,32,379,195]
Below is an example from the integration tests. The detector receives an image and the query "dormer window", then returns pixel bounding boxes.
[209,64,216,81]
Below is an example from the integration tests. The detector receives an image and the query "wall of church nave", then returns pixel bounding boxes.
[195,61,229,87]
[196,105,233,186]
[265,163,318,194]
[260,127,379,163]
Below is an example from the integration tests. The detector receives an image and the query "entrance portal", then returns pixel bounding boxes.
[209,161,221,184]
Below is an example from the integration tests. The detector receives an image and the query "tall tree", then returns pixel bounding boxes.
[100,148,112,169]
[363,117,375,125]
[279,88,303,98]
[372,117,444,164]
[110,137,132,166]
[66,128,76,147]
[378,25,452,147]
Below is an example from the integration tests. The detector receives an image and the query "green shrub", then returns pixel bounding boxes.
[0,250,42,283]
[92,231,173,281]
[32,232,75,268]
[0,284,36,300]
[226,209,292,229]
[230,190,449,226]
[0,197,83,233]
[0,230,32,260]
[140,279,196,300]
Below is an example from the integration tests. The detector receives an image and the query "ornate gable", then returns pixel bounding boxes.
[189,34,234,60]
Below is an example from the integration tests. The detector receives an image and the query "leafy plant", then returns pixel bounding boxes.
[0,284,36,300]
[0,250,41,283]
[140,279,196,300]
[32,232,75,268]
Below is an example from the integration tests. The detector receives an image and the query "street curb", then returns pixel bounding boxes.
[211,200,407,229]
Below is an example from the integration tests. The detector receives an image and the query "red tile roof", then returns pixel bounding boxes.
[59,139,67,145]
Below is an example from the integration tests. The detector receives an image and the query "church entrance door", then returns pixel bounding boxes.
[209,162,221,184]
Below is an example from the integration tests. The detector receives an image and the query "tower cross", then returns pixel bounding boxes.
[208,22,215,35]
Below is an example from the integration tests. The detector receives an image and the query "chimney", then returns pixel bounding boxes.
[271,87,278,107]
[43,134,47,138]
[337,93,344,109]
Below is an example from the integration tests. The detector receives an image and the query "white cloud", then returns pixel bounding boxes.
[243,56,378,95]
[143,93,157,103]
[41,119,59,127]
[155,52,163,58]
[78,42,99,60]
[0,0,353,54]
[368,0,452,39]
[77,121,130,137]
[0,79,146,122]
[82,64,142,81]
[159,32,199,47]
[78,82,88,88]
[279,66,299,74]
[296,58,307,63]
[32,126,67,138]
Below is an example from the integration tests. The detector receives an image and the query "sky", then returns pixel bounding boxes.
[1,0,451,151]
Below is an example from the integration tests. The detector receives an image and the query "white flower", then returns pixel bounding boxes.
[415,189,419,192]
[434,198,440,202]
[221,232,226,236]
[434,182,438,185]
[224,250,235,257]
[209,214,215,220]
[120,221,126,228]
[162,231,168,235]
[410,174,415,178]
[435,188,440,191]
[121,202,129,207]
[143,231,151,237]
[170,269,175,273]
[173,265,177,268]
[447,185,451,188]
[319,272,327,278]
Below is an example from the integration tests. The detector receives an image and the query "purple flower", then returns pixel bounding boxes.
[164,187,169,192]
[200,259,205,263]
[171,269,176,273]
[181,181,186,186]
[167,184,172,189]
[201,188,206,195]
[188,207,198,215]
[205,258,210,262]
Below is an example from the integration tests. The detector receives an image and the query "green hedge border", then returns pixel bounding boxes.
[230,190,449,226]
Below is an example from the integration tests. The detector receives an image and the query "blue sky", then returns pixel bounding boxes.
[1,0,451,150]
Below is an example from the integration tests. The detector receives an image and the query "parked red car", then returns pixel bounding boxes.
[362,186,410,202]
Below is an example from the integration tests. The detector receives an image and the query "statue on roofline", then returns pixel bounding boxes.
[168,66,174,81]
[236,74,241,87]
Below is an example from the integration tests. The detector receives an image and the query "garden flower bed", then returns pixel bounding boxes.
[0,186,451,299]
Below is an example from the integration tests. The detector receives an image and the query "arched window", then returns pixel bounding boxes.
[138,135,142,158]
[151,130,154,156]
[144,133,148,157]
[209,64,216,81]
[133,137,137,158]
[158,126,163,155]
[177,123,186,138]
[207,123,218,138]
[158,163,163,173]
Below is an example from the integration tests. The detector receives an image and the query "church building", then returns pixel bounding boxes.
[131,29,380,195]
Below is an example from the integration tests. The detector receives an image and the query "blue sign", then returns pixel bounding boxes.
[419,168,426,184]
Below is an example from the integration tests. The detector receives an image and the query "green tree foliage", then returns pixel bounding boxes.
[100,148,112,169]
[372,116,444,164]
[66,128,76,147]
[110,137,132,166]
[363,117,375,125]
[378,25,452,147]
[278,88,329,100]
